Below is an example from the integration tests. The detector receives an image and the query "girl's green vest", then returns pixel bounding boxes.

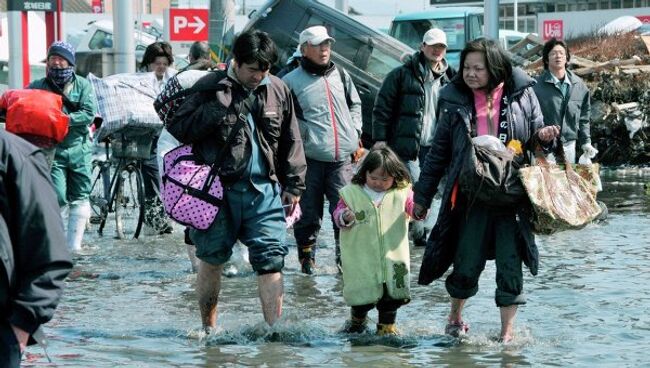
[339,184,411,306]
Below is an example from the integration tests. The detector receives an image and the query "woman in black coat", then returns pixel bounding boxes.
[412,38,559,343]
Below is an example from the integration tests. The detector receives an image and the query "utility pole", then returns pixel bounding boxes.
[485,0,499,40]
[113,0,135,73]
[513,0,518,31]
[208,0,236,63]
[335,0,348,14]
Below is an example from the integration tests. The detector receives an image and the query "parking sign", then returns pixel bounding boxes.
[168,8,209,42]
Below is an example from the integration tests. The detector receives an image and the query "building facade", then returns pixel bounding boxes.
[431,0,650,33]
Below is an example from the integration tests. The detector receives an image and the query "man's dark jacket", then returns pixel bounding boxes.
[0,130,72,341]
[372,51,456,161]
[168,70,307,196]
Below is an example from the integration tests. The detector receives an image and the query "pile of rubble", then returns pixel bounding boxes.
[511,32,650,166]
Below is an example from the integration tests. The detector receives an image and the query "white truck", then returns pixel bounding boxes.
[72,20,159,77]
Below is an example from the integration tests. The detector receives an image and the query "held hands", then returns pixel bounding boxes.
[537,125,561,143]
[342,209,355,224]
[413,203,428,220]
[338,209,356,229]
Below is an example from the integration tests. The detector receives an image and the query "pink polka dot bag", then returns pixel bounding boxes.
[162,144,224,230]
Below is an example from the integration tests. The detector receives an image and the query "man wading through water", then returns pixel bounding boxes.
[168,30,306,331]
[282,25,362,274]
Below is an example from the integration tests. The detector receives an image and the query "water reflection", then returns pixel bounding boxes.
[20,169,650,366]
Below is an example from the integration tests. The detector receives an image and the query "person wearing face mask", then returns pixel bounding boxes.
[28,40,98,253]
[281,25,363,274]
[533,38,598,164]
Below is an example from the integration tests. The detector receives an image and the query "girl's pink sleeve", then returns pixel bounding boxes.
[333,198,350,228]
[405,188,415,218]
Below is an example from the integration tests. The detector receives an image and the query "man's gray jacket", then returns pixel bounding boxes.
[282,63,362,162]
[533,69,591,146]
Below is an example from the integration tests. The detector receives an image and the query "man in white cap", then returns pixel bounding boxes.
[282,25,362,274]
[372,28,456,247]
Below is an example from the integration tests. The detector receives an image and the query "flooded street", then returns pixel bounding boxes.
[23,168,650,367]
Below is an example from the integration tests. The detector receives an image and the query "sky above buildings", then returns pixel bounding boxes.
[179,0,431,16]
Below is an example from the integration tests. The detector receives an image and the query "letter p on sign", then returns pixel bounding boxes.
[174,16,187,34]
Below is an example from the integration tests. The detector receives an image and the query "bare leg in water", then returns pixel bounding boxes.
[258,272,283,325]
[448,297,467,323]
[196,260,223,330]
[186,244,199,273]
[500,305,518,343]
[197,261,284,330]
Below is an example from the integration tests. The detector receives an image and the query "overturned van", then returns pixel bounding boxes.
[242,0,414,147]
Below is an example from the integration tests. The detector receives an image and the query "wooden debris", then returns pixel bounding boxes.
[611,102,640,112]
[573,56,642,76]
[507,34,544,67]
[641,35,650,54]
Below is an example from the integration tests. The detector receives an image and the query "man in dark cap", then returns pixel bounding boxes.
[28,40,97,253]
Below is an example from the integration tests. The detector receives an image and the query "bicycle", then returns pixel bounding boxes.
[89,130,151,239]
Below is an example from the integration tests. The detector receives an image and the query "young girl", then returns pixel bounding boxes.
[333,145,419,336]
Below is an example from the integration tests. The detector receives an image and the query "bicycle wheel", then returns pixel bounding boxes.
[89,160,111,235]
[114,163,145,239]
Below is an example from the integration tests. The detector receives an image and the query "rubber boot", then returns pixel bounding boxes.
[67,200,91,252]
[341,315,369,334]
[376,323,399,336]
[298,244,315,274]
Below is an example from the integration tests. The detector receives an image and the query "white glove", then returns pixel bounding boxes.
[581,143,599,159]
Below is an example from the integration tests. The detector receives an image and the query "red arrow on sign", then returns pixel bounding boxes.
[169,8,209,42]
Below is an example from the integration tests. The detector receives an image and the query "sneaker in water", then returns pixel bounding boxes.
[445,320,469,338]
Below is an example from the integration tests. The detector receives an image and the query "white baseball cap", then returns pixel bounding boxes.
[299,26,335,46]
[422,28,447,47]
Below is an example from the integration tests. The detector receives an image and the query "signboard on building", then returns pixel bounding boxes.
[637,15,650,24]
[538,8,650,39]
[542,20,563,40]
[168,8,209,42]
[7,0,57,12]
[92,0,104,14]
